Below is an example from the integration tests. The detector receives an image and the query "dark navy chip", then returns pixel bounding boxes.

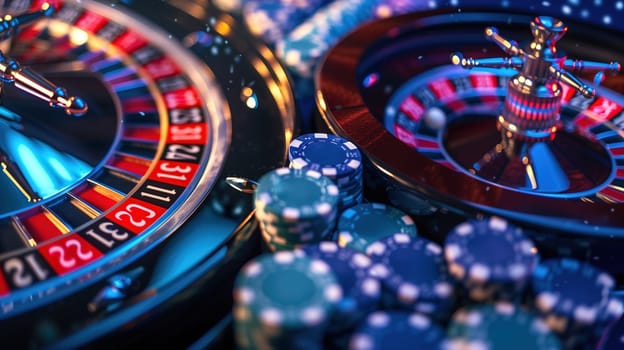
[289,133,362,178]
[299,241,381,333]
[444,217,539,301]
[366,233,455,318]
[532,258,621,332]
[288,132,364,210]
[349,311,445,350]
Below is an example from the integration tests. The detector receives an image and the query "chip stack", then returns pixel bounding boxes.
[349,310,446,350]
[254,167,340,251]
[275,0,384,86]
[274,0,438,81]
[531,258,624,349]
[233,251,343,350]
[289,133,364,211]
[366,233,455,320]
[243,0,332,46]
[446,302,562,350]
[444,217,539,302]
[336,202,417,253]
[299,242,381,348]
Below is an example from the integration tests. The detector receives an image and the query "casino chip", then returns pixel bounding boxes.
[254,167,340,251]
[233,251,342,350]
[444,217,539,302]
[366,233,455,319]
[532,258,623,337]
[289,133,364,211]
[446,302,562,350]
[336,202,417,253]
[349,310,446,350]
[275,0,436,80]
[243,0,332,45]
[299,241,381,336]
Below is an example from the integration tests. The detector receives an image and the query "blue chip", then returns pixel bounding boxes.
[532,258,620,332]
[444,217,539,301]
[275,0,437,79]
[288,133,364,211]
[243,0,332,45]
[299,241,381,333]
[276,0,380,78]
[366,233,455,318]
[349,311,445,350]
[289,133,362,179]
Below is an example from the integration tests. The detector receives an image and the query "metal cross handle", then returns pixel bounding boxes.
[0,3,88,116]
[451,16,620,98]
[451,16,620,141]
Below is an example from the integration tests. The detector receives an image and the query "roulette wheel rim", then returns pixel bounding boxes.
[316,9,624,274]
[0,0,297,347]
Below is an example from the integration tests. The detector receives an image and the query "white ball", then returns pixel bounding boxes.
[424,107,446,130]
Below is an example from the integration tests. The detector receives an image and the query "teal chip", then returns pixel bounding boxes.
[337,202,417,252]
[447,303,562,350]
[255,167,339,221]
[234,251,342,331]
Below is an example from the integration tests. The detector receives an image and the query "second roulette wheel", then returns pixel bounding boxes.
[316,7,624,278]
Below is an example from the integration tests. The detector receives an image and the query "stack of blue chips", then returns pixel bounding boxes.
[444,217,540,302]
[273,0,436,80]
[233,251,343,350]
[366,233,456,321]
[298,241,382,349]
[243,0,332,45]
[254,167,340,251]
[239,204,624,350]
[289,133,364,211]
[532,258,624,349]
[349,310,446,350]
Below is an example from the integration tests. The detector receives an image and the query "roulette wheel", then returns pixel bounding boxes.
[0,0,297,348]
[315,5,624,279]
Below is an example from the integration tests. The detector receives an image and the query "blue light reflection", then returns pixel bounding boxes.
[0,124,92,215]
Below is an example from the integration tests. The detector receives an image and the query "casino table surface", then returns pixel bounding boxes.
[0,0,622,349]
